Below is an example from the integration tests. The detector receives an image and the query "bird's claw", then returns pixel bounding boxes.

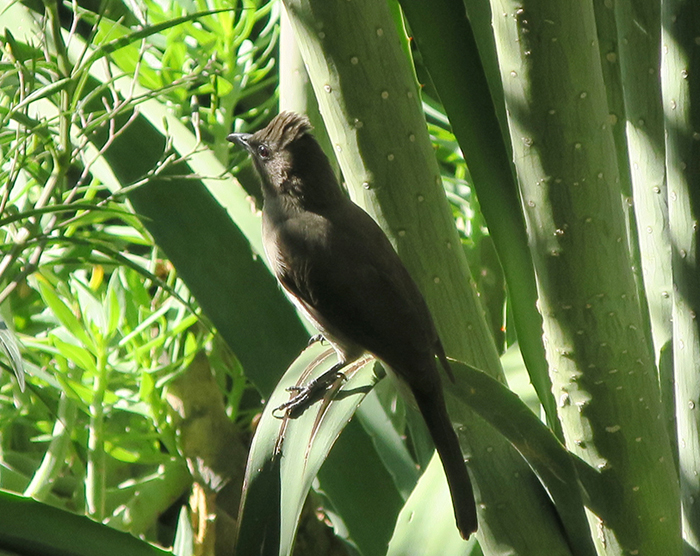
[307,334,326,347]
[275,369,346,418]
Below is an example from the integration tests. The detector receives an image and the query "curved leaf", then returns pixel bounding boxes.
[0,317,25,391]
[0,490,169,556]
[388,453,480,556]
[446,360,596,556]
[236,342,378,556]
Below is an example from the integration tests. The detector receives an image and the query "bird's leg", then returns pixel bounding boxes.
[276,362,346,418]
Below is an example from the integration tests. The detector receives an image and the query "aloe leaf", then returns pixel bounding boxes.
[387,453,481,556]
[490,0,680,553]
[236,342,379,556]
[399,0,562,439]
[661,0,700,551]
[446,360,596,556]
[0,490,169,556]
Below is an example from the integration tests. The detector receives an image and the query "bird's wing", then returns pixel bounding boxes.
[277,204,441,384]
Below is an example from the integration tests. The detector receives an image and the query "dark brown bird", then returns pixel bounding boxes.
[227,112,477,538]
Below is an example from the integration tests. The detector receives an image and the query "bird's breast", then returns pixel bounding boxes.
[262,209,332,289]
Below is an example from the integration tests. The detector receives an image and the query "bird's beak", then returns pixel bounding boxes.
[227,132,253,152]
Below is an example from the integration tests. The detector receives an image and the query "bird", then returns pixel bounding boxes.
[227,111,478,538]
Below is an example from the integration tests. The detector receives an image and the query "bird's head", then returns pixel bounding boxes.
[228,112,342,207]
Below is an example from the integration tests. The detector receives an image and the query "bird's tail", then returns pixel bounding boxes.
[412,384,478,539]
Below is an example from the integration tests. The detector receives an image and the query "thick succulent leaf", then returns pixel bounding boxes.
[236,342,378,556]
[387,453,481,556]
[446,360,596,556]
[0,490,169,556]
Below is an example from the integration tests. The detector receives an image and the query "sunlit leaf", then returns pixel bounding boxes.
[446,360,596,556]
[0,316,25,391]
[34,276,96,354]
[388,453,480,556]
[51,336,97,375]
[0,490,170,556]
[236,341,378,556]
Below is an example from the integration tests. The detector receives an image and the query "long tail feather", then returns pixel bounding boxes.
[413,385,477,538]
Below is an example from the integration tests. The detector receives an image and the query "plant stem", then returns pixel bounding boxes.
[87,345,108,520]
[24,392,78,500]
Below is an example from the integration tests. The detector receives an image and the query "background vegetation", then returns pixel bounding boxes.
[0,0,697,555]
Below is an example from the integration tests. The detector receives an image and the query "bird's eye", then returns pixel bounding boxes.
[257,144,271,159]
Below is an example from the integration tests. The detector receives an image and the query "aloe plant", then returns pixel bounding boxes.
[2,0,698,554]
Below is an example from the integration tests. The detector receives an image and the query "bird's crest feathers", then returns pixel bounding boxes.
[253,112,312,150]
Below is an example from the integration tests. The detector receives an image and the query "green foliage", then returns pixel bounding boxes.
[0,0,279,551]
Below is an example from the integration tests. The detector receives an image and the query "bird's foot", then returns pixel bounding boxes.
[276,367,346,418]
[306,334,326,347]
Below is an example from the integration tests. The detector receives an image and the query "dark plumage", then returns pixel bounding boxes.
[228,112,478,538]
